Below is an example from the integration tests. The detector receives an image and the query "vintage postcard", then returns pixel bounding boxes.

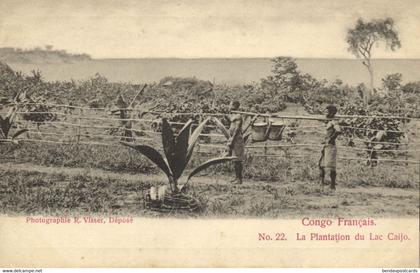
[0,0,419,269]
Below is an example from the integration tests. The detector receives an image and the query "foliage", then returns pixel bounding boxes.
[400,81,420,118]
[382,73,402,92]
[0,69,57,131]
[303,79,357,114]
[1,59,418,156]
[139,77,286,142]
[16,91,57,126]
[0,63,46,101]
[0,142,156,174]
[122,118,237,194]
[379,74,420,117]
[346,18,401,59]
[108,85,148,142]
[0,106,28,142]
[0,90,29,143]
[260,56,323,104]
[299,71,417,156]
[158,76,214,98]
[269,57,300,84]
[305,87,411,150]
[239,83,287,112]
[1,62,288,120]
[402,81,420,94]
[339,100,406,146]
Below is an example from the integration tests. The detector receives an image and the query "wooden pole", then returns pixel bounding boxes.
[128,84,147,109]
[231,110,416,121]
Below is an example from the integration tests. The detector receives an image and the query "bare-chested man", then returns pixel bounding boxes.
[319,105,341,190]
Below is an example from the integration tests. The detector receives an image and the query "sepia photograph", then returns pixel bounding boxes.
[0,0,419,269]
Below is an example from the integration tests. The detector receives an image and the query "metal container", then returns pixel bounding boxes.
[268,121,285,140]
[251,122,269,142]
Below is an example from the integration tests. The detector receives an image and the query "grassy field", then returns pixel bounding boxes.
[0,141,418,218]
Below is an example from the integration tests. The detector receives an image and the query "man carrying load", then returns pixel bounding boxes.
[319,105,341,190]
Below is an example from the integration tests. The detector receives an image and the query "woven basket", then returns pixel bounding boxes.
[145,186,201,213]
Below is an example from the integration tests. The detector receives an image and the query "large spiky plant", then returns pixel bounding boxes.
[122,117,237,193]
[0,90,29,144]
[0,106,28,144]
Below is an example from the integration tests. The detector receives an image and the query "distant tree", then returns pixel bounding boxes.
[45,45,53,51]
[261,56,313,103]
[265,57,301,91]
[346,18,401,103]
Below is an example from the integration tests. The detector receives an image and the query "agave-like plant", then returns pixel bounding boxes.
[0,106,28,143]
[122,117,237,193]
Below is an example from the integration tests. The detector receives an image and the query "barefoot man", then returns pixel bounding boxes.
[227,101,245,184]
[319,105,341,190]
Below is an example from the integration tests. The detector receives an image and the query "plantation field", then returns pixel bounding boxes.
[0,123,418,218]
[1,60,419,218]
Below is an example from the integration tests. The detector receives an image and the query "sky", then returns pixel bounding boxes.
[0,0,419,59]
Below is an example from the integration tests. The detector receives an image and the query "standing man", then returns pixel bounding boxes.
[227,101,245,184]
[319,105,341,190]
[113,94,133,142]
[366,130,386,167]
